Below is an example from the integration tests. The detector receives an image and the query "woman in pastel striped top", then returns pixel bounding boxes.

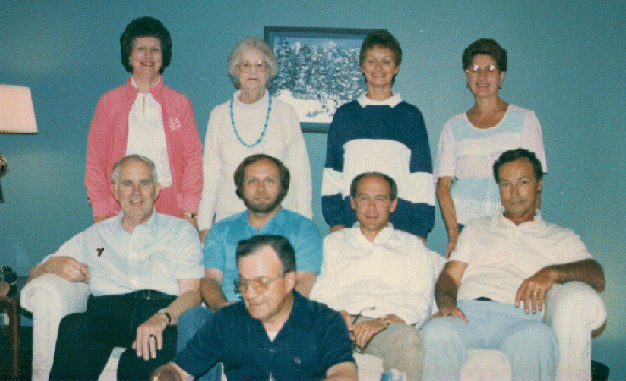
[434,38,547,258]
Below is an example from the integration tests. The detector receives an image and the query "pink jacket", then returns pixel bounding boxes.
[85,77,203,218]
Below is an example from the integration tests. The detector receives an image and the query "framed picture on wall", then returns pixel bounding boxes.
[264,26,375,132]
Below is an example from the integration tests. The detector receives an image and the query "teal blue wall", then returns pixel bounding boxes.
[1,0,624,375]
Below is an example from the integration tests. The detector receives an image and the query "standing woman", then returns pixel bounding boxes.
[197,37,312,239]
[86,16,203,227]
[322,30,435,242]
[434,38,547,257]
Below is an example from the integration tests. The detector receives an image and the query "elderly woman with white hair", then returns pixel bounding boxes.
[197,36,312,240]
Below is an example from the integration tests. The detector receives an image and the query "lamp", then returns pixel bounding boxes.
[0,84,38,202]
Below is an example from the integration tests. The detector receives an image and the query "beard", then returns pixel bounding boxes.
[243,193,283,214]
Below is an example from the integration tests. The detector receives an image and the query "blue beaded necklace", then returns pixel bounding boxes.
[230,92,272,148]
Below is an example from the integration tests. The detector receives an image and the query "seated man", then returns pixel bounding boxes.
[28,155,203,381]
[153,234,357,381]
[311,172,445,380]
[422,148,605,381]
[177,154,323,380]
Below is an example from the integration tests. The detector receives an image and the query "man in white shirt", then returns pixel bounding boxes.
[312,172,444,380]
[422,148,605,381]
[28,155,203,381]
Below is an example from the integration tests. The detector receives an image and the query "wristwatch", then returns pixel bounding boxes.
[158,308,172,325]
[183,212,197,219]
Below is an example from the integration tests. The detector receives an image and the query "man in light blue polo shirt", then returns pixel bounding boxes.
[177,154,323,381]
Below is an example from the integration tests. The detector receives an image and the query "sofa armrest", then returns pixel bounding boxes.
[543,281,606,381]
[20,273,90,381]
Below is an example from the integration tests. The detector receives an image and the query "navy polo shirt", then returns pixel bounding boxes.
[174,291,354,380]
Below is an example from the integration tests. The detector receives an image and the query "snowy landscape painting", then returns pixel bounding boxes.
[265,27,374,131]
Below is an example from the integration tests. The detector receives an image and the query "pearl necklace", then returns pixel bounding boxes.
[230,92,272,148]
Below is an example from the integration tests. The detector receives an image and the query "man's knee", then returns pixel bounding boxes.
[502,322,558,356]
[421,317,463,347]
[501,322,558,379]
[58,312,89,337]
[386,323,423,351]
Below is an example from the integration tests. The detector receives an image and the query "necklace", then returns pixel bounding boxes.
[230,92,272,148]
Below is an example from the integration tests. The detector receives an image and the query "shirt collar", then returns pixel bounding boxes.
[116,208,159,234]
[274,290,303,334]
[492,210,545,229]
[352,222,394,243]
[127,75,164,103]
[243,207,285,232]
[357,93,402,108]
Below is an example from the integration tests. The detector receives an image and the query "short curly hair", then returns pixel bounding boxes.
[462,38,507,72]
[227,37,279,89]
[359,29,402,68]
[120,16,172,74]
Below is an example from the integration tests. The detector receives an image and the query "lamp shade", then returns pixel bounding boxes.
[0,84,38,133]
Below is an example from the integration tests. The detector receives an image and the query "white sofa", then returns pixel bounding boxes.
[21,274,606,381]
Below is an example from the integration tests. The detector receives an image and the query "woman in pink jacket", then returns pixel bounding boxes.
[85,16,202,227]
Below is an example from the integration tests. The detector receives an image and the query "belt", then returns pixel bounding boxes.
[128,289,175,301]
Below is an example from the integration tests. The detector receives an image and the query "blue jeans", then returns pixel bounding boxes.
[177,306,221,381]
[422,300,558,381]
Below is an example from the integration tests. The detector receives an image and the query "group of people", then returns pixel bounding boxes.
[27,15,605,381]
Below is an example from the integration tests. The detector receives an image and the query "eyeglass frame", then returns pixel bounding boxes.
[466,64,499,76]
[233,273,286,294]
[238,60,268,73]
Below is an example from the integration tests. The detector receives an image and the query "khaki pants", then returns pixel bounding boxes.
[355,316,423,381]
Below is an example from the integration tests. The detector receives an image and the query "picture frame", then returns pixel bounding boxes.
[264,26,375,133]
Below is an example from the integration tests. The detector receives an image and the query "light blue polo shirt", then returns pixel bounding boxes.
[204,208,323,302]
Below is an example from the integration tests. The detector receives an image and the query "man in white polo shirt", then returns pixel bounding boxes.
[422,148,605,381]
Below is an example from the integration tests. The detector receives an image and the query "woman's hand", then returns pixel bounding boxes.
[182,212,199,231]
[93,215,108,224]
[329,224,346,234]
[445,235,458,259]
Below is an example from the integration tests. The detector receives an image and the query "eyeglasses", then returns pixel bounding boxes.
[234,274,284,294]
[466,64,499,76]
[238,60,268,73]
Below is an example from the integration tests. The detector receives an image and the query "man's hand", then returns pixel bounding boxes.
[430,307,469,322]
[132,313,168,361]
[45,257,90,282]
[352,318,389,349]
[515,266,557,313]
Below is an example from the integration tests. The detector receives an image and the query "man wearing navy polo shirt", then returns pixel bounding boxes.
[176,154,323,380]
[153,235,357,381]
